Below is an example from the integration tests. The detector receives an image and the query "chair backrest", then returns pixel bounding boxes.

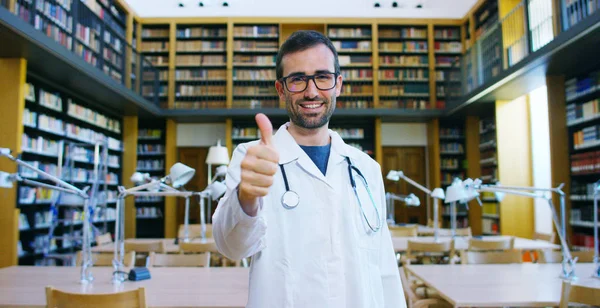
[427,219,441,228]
[532,231,555,243]
[389,225,418,237]
[559,280,600,308]
[148,252,210,267]
[406,239,456,265]
[125,241,166,253]
[178,224,212,239]
[76,251,135,268]
[436,227,472,237]
[469,237,515,251]
[46,286,147,308]
[179,241,217,254]
[95,233,112,246]
[460,250,523,264]
[399,267,420,304]
[538,249,595,263]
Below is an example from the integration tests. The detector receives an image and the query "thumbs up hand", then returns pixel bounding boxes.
[238,113,280,216]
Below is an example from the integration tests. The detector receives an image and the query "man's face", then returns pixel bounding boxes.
[275,44,343,129]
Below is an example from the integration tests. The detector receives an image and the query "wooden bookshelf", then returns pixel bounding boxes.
[135,120,166,238]
[434,25,462,109]
[18,74,123,265]
[564,69,600,250]
[465,115,482,235]
[141,24,170,108]
[479,115,500,235]
[438,119,467,228]
[174,24,228,110]
[377,24,430,110]
[232,24,279,109]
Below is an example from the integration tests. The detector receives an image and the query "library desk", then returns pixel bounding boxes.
[391,236,560,252]
[405,263,600,307]
[0,266,249,307]
[91,238,218,253]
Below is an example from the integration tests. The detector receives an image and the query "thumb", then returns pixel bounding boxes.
[255,113,273,146]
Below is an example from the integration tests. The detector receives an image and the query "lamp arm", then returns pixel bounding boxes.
[17,176,85,197]
[386,192,410,202]
[124,191,194,197]
[121,181,161,193]
[479,186,541,198]
[10,156,86,197]
[400,174,432,195]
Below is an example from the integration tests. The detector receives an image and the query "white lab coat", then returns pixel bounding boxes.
[212,122,406,308]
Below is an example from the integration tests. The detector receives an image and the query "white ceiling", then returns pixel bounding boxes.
[125,0,477,18]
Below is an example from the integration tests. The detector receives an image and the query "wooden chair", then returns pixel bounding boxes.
[460,250,523,264]
[389,225,418,237]
[46,286,147,308]
[532,231,555,243]
[76,251,136,268]
[426,219,441,228]
[404,239,456,265]
[559,280,600,307]
[437,227,472,237]
[148,252,210,267]
[95,233,112,246]
[468,237,515,251]
[537,249,595,263]
[124,240,166,254]
[399,268,451,308]
[178,224,212,239]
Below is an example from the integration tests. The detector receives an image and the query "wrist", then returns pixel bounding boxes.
[238,188,259,217]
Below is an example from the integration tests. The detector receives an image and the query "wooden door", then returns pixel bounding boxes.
[176,147,210,229]
[382,147,427,225]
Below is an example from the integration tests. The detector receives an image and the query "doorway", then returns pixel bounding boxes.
[382,147,427,225]
[176,147,211,229]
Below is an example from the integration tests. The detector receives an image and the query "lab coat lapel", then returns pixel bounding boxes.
[273,123,332,189]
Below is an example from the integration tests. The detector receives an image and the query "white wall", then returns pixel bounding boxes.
[126,0,476,18]
[529,86,553,235]
[176,123,227,147]
[381,123,427,146]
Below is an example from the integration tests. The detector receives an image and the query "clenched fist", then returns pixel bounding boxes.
[238,113,280,216]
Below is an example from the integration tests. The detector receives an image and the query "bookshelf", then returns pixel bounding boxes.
[141,24,170,108]
[434,25,462,109]
[130,17,138,91]
[232,24,279,109]
[562,0,600,31]
[174,24,228,109]
[474,0,499,41]
[565,68,600,250]
[19,75,122,265]
[377,24,430,110]
[328,24,374,109]
[479,115,500,235]
[439,120,467,227]
[135,120,166,238]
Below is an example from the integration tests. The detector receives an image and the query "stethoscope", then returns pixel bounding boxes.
[279,156,382,233]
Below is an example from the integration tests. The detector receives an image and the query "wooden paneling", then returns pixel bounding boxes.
[382,147,427,224]
[177,147,209,227]
[280,23,326,43]
[164,119,177,238]
[496,97,534,239]
[122,116,138,238]
[0,58,27,267]
[225,118,233,156]
[465,116,482,235]
[546,75,570,241]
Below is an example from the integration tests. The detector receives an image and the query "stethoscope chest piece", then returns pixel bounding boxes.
[281,190,300,209]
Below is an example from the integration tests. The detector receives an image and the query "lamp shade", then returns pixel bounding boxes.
[214,165,228,179]
[206,181,227,199]
[461,178,480,202]
[430,188,445,199]
[386,170,403,181]
[444,178,468,203]
[130,172,150,184]
[206,140,230,166]
[405,193,420,206]
[169,163,196,188]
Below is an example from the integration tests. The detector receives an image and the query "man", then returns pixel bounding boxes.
[212,30,405,308]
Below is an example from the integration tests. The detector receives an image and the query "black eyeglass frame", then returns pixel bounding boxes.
[279,72,340,93]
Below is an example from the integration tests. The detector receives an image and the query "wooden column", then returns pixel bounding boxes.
[125,14,134,90]
[496,97,534,238]
[167,22,176,109]
[375,118,382,166]
[427,118,441,223]
[164,119,177,238]
[122,116,138,238]
[427,23,436,109]
[546,75,570,241]
[0,58,27,267]
[227,21,234,109]
[371,22,379,109]
[465,116,482,235]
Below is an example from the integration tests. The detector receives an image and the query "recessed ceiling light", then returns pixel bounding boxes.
[374,2,381,7]
[222,1,229,6]
[416,4,423,8]
[199,1,204,6]
[178,2,184,7]
[392,1,398,7]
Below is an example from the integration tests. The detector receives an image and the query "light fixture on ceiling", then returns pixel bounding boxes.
[373,2,381,7]
[199,1,204,6]
[392,1,398,7]
[416,2,423,8]
[178,2,184,7]
[222,1,229,7]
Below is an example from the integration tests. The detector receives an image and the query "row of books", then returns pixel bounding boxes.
[138,129,162,139]
[434,42,462,53]
[434,28,460,39]
[176,55,226,66]
[137,207,163,218]
[566,70,600,102]
[177,27,226,38]
[441,158,461,169]
[379,28,427,39]
[331,128,365,139]
[380,84,429,95]
[234,40,278,50]
[328,28,371,38]
[379,99,429,109]
[176,85,226,96]
[19,186,57,204]
[233,26,278,37]
[441,172,465,185]
[137,144,165,154]
[440,143,464,154]
[232,69,275,80]
[570,151,600,175]
[142,28,169,38]
[176,69,228,80]
[379,55,428,66]
[440,128,463,138]
[233,86,276,96]
[141,41,169,53]
[233,55,275,65]
[176,41,226,52]
[572,125,600,149]
[137,159,164,170]
[19,161,58,179]
[566,99,600,125]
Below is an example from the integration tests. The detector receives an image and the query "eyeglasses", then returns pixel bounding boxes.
[280,72,338,93]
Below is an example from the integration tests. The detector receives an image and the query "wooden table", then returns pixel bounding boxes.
[0,266,249,307]
[405,263,600,307]
[391,236,559,252]
[92,238,218,253]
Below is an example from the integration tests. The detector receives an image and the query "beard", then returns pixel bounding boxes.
[285,94,336,129]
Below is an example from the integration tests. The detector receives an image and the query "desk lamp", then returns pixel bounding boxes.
[0,148,94,284]
[205,140,229,183]
[385,192,420,225]
[386,170,445,241]
[196,165,227,240]
[112,162,196,284]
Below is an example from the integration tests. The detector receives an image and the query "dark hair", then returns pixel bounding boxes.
[276,30,340,80]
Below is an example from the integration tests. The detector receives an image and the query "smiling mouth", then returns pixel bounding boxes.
[299,102,325,109]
